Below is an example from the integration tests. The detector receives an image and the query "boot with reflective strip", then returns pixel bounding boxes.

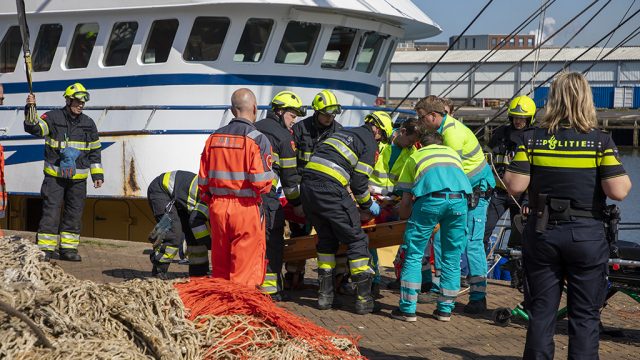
[353,272,377,315]
[317,268,335,310]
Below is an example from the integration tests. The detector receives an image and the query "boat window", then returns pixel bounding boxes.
[321,26,357,70]
[355,32,385,73]
[378,40,395,77]
[104,22,138,67]
[184,17,230,62]
[33,24,62,72]
[143,19,178,64]
[66,23,99,69]
[234,18,273,63]
[0,26,22,73]
[275,21,320,65]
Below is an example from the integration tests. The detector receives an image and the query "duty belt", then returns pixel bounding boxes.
[427,192,463,199]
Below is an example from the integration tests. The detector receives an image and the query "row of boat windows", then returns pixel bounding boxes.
[0,18,395,76]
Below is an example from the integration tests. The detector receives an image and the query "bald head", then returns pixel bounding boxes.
[231,88,257,122]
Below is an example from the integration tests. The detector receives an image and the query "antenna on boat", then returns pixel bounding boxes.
[15,0,37,123]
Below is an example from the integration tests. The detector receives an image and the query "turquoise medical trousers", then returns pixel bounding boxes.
[400,195,467,314]
[466,197,489,301]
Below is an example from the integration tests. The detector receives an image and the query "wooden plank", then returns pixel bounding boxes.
[283,220,407,262]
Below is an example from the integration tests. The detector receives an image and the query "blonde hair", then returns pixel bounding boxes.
[415,95,446,114]
[541,72,597,133]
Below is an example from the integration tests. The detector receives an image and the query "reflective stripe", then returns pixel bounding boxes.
[37,119,50,136]
[37,233,59,251]
[191,224,210,239]
[194,203,209,217]
[44,163,89,179]
[415,162,463,185]
[401,292,418,302]
[461,143,482,160]
[260,273,278,294]
[186,245,209,265]
[324,137,357,166]
[90,163,104,175]
[349,257,373,275]
[470,285,487,293]
[162,171,177,194]
[354,191,371,204]
[247,130,262,141]
[466,159,488,179]
[283,186,300,199]
[187,176,199,212]
[371,170,388,179]
[298,151,312,162]
[60,232,80,249]
[198,176,208,185]
[441,288,459,297]
[369,184,394,196]
[317,253,336,269]
[395,181,413,191]
[354,161,373,176]
[44,138,101,151]
[306,156,350,186]
[469,276,486,283]
[209,187,256,198]
[207,170,274,183]
[158,246,179,263]
[272,152,280,164]
[442,121,455,131]
[437,296,455,304]
[401,280,422,290]
[280,157,297,169]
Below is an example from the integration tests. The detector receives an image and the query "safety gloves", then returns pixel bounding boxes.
[59,147,81,178]
[368,201,381,216]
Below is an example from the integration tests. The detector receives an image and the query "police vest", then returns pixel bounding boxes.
[369,142,414,195]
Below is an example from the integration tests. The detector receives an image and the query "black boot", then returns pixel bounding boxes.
[59,250,81,262]
[317,268,335,310]
[152,262,170,280]
[353,273,377,315]
[188,263,209,277]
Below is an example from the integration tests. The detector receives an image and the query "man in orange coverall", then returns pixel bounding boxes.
[198,88,274,287]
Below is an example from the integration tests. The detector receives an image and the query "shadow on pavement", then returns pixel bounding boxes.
[440,346,521,359]
[102,268,188,280]
[360,348,430,360]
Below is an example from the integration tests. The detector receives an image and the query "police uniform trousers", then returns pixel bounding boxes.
[260,195,286,294]
[400,194,467,314]
[300,177,371,275]
[484,188,523,249]
[147,178,186,270]
[36,175,87,254]
[466,195,490,302]
[523,216,608,360]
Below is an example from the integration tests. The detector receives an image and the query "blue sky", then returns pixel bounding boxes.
[413,0,640,47]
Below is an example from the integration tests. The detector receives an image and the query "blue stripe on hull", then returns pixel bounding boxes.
[2,73,381,96]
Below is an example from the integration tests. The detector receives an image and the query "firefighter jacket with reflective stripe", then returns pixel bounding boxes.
[24,107,103,181]
[487,125,522,190]
[303,125,376,209]
[0,145,6,218]
[369,141,415,195]
[198,118,274,203]
[438,114,494,188]
[159,170,211,242]
[396,144,472,198]
[255,113,301,206]
[292,114,343,173]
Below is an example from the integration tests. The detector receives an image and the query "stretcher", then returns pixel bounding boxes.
[492,240,640,327]
[283,220,407,263]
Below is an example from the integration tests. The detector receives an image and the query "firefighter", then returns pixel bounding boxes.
[300,111,393,314]
[147,170,211,279]
[392,130,472,322]
[415,96,496,314]
[24,83,103,261]
[504,72,631,359]
[255,91,306,300]
[484,95,535,251]
[198,88,273,287]
[287,90,344,289]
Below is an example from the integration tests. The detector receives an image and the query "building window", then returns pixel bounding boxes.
[528,38,534,47]
[509,37,515,47]
[378,40,396,77]
[184,17,230,62]
[464,38,468,49]
[491,38,497,47]
[143,19,178,64]
[472,38,476,49]
[355,32,386,73]
[234,18,273,63]
[322,26,357,69]
[104,22,138,67]
[276,21,321,65]
[33,24,62,72]
[518,38,524,48]
[66,23,99,69]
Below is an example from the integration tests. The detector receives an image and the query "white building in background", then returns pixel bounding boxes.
[381,47,640,108]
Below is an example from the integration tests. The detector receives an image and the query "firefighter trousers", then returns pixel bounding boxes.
[209,196,266,287]
[300,179,372,275]
[260,195,285,294]
[37,176,86,253]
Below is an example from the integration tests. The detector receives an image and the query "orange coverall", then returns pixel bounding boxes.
[198,118,273,286]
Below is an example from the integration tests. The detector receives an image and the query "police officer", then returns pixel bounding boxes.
[147,171,211,279]
[392,130,472,322]
[504,72,631,359]
[287,90,344,288]
[300,111,393,314]
[415,96,496,314]
[255,91,306,301]
[484,95,535,250]
[24,83,104,261]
